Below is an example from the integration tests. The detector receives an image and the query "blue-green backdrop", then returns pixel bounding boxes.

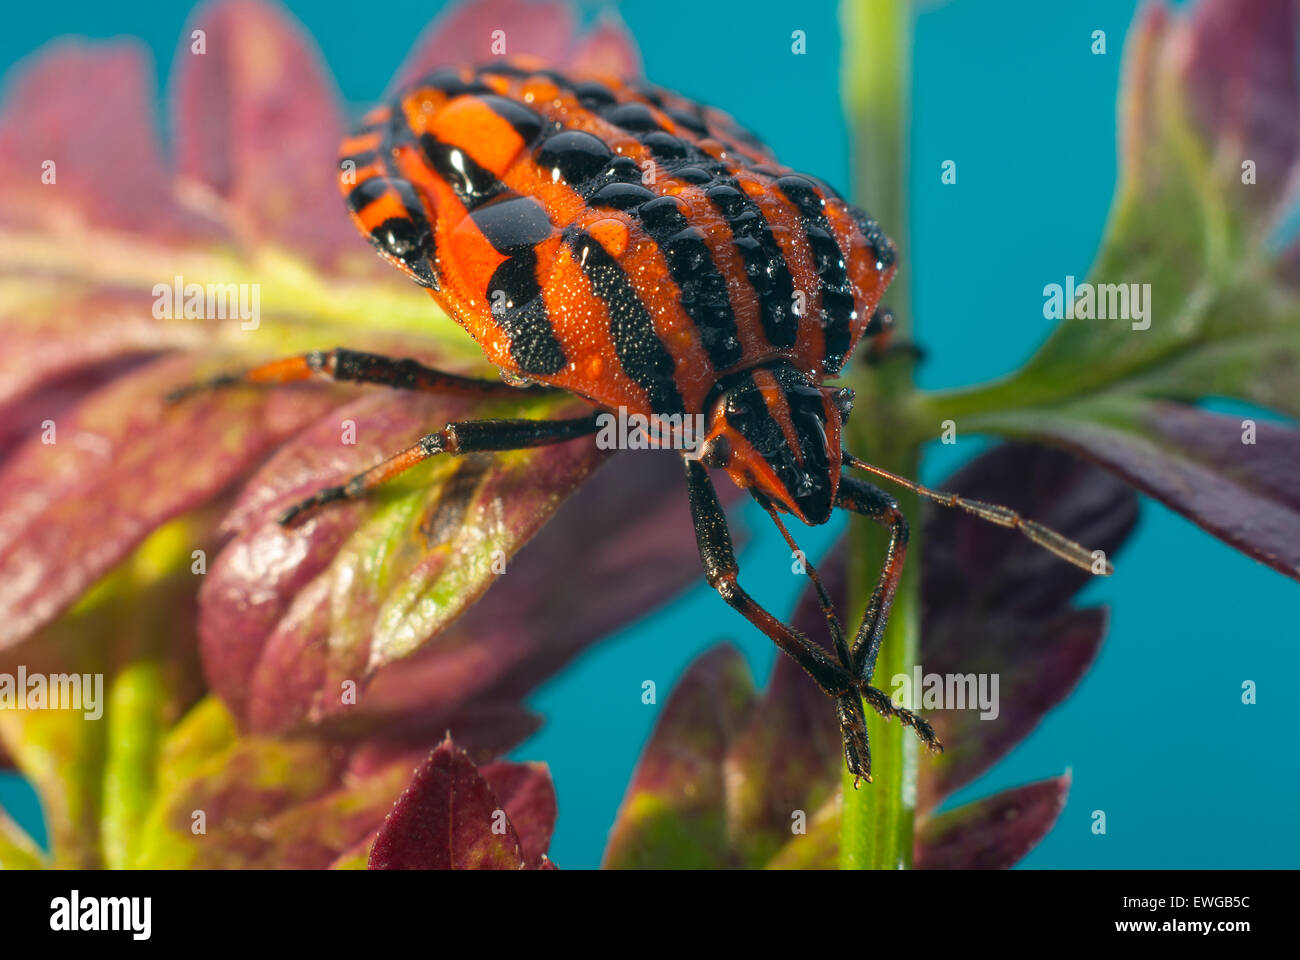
[1,0,1295,869]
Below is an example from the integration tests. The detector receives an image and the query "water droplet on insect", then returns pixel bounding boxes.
[589,218,630,259]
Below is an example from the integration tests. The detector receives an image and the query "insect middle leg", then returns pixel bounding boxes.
[166,347,559,402]
[278,413,601,526]
[683,458,876,779]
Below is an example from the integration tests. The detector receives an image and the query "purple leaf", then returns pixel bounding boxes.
[202,428,718,737]
[391,0,578,90]
[0,355,344,649]
[0,43,213,240]
[570,13,644,78]
[368,738,547,870]
[919,442,1137,809]
[977,400,1300,583]
[0,347,161,466]
[915,775,1070,870]
[198,389,610,732]
[1181,0,1299,217]
[170,0,355,268]
[480,761,557,868]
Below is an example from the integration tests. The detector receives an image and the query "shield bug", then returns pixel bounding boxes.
[172,58,1110,785]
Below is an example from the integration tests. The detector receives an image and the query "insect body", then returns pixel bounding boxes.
[175,59,1108,785]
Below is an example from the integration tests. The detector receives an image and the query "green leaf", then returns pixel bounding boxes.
[603,647,755,869]
[906,1,1300,590]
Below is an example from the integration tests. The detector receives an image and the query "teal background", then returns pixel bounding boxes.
[1,0,1295,869]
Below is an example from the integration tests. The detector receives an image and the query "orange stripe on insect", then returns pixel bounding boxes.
[354,189,414,234]
[751,366,804,466]
[339,130,383,158]
[583,209,716,412]
[424,94,530,178]
[539,235,654,413]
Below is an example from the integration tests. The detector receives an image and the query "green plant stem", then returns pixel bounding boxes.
[843,0,910,322]
[839,0,919,870]
[838,438,921,869]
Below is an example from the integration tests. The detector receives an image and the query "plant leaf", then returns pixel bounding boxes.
[202,436,722,738]
[170,0,355,270]
[1179,0,1299,222]
[198,389,606,732]
[570,13,644,78]
[0,355,344,649]
[0,517,210,868]
[918,442,1137,808]
[603,646,755,870]
[479,761,557,867]
[914,775,1070,870]
[134,736,345,868]
[392,0,577,90]
[967,399,1300,582]
[912,0,1300,592]
[367,737,551,870]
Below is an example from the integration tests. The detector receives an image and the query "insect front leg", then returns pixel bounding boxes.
[834,473,942,757]
[279,414,601,526]
[684,458,873,782]
[166,347,558,403]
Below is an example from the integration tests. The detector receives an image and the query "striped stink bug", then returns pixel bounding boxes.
[173,58,1109,785]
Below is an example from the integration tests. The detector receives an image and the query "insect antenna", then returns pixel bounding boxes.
[755,495,854,668]
[842,451,1112,575]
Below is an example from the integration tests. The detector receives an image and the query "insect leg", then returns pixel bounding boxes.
[753,492,853,669]
[279,414,601,526]
[166,348,558,403]
[834,473,942,755]
[685,458,874,783]
[844,451,1110,575]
